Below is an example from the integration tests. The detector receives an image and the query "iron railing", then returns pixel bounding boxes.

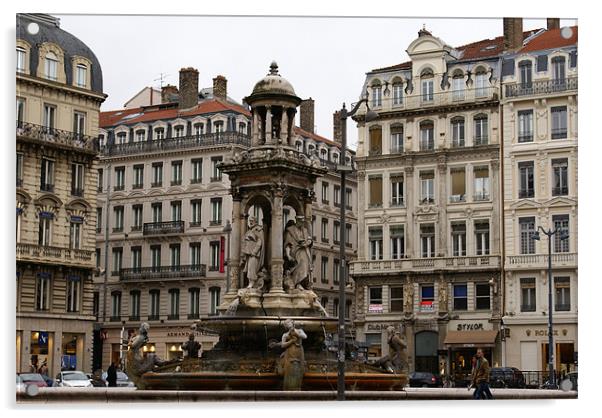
[16,121,99,152]
[369,86,497,111]
[552,187,569,196]
[143,221,184,235]
[519,189,535,198]
[505,77,578,98]
[119,264,207,281]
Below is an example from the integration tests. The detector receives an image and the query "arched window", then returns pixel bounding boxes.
[419,120,434,151]
[173,125,185,138]
[332,153,339,164]
[45,52,58,81]
[371,80,382,107]
[295,140,303,152]
[307,144,315,155]
[390,124,404,153]
[475,67,488,98]
[392,77,404,105]
[135,129,145,142]
[474,114,489,145]
[451,117,465,147]
[421,69,434,103]
[75,63,87,88]
[194,123,204,137]
[320,148,327,161]
[452,70,465,101]
[16,47,26,73]
[154,127,165,140]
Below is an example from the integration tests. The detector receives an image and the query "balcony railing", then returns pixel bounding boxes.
[368,87,497,112]
[40,183,54,193]
[449,194,466,203]
[551,128,568,140]
[101,131,251,156]
[518,133,533,143]
[16,243,94,267]
[505,77,578,98]
[71,187,84,197]
[474,136,489,146]
[351,255,501,276]
[16,121,99,153]
[390,199,404,207]
[143,221,184,235]
[119,264,207,281]
[506,252,577,269]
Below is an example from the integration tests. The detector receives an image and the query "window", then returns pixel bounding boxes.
[130,290,141,320]
[152,162,163,187]
[38,213,53,246]
[369,287,383,313]
[191,159,202,183]
[474,115,488,145]
[333,259,340,285]
[112,248,123,276]
[171,161,182,186]
[452,74,465,101]
[420,171,434,204]
[346,188,352,210]
[69,219,82,249]
[390,225,404,259]
[551,106,567,139]
[134,130,145,143]
[16,153,24,188]
[334,186,341,207]
[210,241,220,271]
[75,64,87,88]
[155,128,165,140]
[132,205,143,231]
[133,165,144,189]
[475,283,491,310]
[150,245,161,271]
[551,57,566,83]
[111,292,122,320]
[190,243,202,268]
[151,202,162,223]
[371,83,382,107]
[211,157,222,181]
[420,285,434,311]
[93,292,99,318]
[73,111,86,137]
[116,132,126,145]
[98,134,105,148]
[171,201,182,222]
[451,117,465,147]
[391,174,404,206]
[96,207,102,233]
[321,218,329,242]
[168,289,180,319]
[131,246,142,269]
[114,167,125,191]
[518,110,534,142]
[520,278,536,312]
[519,217,536,254]
[420,121,434,150]
[451,222,466,256]
[321,257,328,283]
[194,123,204,137]
[296,141,303,152]
[45,52,58,81]
[17,97,25,126]
[95,248,101,270]
[369,126,382,156]
[189,288,200,319]
[70,163,85,196]
[97,168,103,192]
[554,277,570,311]
[16,47,26,73]
[368,176,383,207]
[43,104,55,131]
[519,61,533,89]
[209,287,220,315]
[36,273,51,311]
[333,298,339,317]
[475,221,490,255]
[369,227,383,260]
[475,71,488,97]
[453,284,467,310]
[40,158,55,192]
[174,125,184,138]
[518,161,535,198]
[421,71,434,103]
[390,125,404,153]
[473,166,490,201]
[345,224,352,248]
[553,215,570,253]
[450,168,466,202]
[113,206,124,232]
[210,198,222,225]
[239,122,246,134]
[390,287,403,312]
[552,159,568,196]
[149,290,160,320]
[170,244,181,269]
[214,121,224,135]
[333,221,341,244]
[392,82,404,105]
[420,224,435,258]
[191,200,202,226]
[321,182,329,204]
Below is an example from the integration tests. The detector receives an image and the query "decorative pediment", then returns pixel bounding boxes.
[147,189,163,197]
[128,191,146,199]
[65,198,92,213]
[544,196,577,207]
[34,193,63,210]
[16,189,32,205]
[415,204,439,216]
[509,199,541,210]
[167,186,185,194]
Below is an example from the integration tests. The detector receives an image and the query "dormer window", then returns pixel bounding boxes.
[392,79,404,105]
[116,132,127,145]
[519,60,533,89]
[135,130,145,142]
[320,149,327,161]
[308,145,315,155]
[155,128,164,140]
[75,64,87,88]
[16,47,26,73]
[238,122,246,134]
[333,153,339,164]
[452,72,465,101]
[45,52,58,81]
[475,69,488,98]
[194,123,204,137]
[174,125,184,138]
[552,56,566,83]
[371,82,382,107]
[421,69,434,103]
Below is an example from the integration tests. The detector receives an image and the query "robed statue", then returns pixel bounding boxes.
[283,218,313,291]
[241,216,265,289]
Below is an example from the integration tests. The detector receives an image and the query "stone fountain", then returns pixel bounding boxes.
[126,62,408,392]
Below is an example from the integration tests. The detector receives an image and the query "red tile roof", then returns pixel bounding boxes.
[294,126,341,148]
[519,26,577,53]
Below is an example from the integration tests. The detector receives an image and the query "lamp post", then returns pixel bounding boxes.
[532,225,569,388]
[223,220,232,293]
[337,97,378,401]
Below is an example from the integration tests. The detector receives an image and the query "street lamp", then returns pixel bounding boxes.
[223,220,232,293]
[336,96,378,401]
[532,226,569,388]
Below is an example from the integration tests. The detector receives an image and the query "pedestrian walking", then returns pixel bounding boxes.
[470,348,493,400]
[106,362,118,387]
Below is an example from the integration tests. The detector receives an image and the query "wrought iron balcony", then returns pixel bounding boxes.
[551,128,568,140]
[40,183,54,193]
[16,121,99,153]
[71,187,84,197]
[518,189,534,198]
[552,187,569,196]
[16,243,94,268]
[143,221,184,235]
[505,77,578,98]
[119,264,207,281]
[101,131,251,156]
[351,254,501,276]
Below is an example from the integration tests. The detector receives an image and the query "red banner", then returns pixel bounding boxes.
[219,236,225,273]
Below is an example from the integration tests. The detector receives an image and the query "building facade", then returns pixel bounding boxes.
[16,13,106,376]
[94,69,357,369]
[500,22,578,378]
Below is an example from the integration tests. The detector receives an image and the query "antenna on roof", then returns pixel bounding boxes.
[154,73,170,89]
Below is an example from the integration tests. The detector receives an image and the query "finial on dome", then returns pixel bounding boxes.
[269,61,279,75]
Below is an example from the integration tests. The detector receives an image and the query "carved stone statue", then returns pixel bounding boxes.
[438,279,448,313]
[240,216,265,289]
[373,326,408,374]
[125,323,167,389]
[269,318,307,390]
[283,218,313,291]
[403,279,414,313]
[181,333,202,359]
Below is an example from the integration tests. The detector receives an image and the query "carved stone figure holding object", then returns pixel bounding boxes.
[181,333,202,359]
[240,216,265,289]
[283,218,313,291]
[373,326,408,374]
[269,318,307,390]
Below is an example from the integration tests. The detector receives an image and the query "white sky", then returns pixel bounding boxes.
[54,15,575,148]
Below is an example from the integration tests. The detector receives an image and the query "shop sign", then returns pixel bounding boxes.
[420,301,434,312]
[368,304,383,313]
[525,329,567,337]
[38,332,48,346]
[366,323,392,331]
[166,330,209,338]
[456,323,485,331]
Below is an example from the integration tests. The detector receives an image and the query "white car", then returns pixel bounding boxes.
[55,371,92,388]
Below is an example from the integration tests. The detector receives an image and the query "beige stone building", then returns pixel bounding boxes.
[94,69,357,369]
[16,13,106,376]
[500,20,578,379]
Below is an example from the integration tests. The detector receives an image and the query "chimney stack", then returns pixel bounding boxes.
[300,98,315,134]
[179,67,199,110]
[213,75,227,100]
[161,84,179,104]
[547,18,560,31]
[333,111,342,144]
[503,18,523,50]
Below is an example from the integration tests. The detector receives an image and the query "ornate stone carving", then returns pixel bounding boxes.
[240,216,265,290]
[268,318,307,390]
[372,326,408,374]
[283,218,314,291]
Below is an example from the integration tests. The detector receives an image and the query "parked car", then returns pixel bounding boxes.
[489,367,526,388]
[17,373,48,388]
[101,370,135,387]
[409,372,443,388]
[55,371,93,387]
[16,375,26,392]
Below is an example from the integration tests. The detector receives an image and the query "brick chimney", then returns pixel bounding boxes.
[178,67,199,110]
[547,18,560,30]
[161,84,179,104]
[333,110,342,144]
[213,75,227,100]
[503,18,523,50]
[300,98,315,134]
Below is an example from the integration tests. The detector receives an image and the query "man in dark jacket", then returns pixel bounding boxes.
[471,348,493,399]
[107,362,118,387]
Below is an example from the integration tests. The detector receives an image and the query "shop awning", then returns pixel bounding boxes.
[443,331,498,348]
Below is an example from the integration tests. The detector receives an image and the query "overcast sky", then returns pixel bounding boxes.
[55,15,576,147]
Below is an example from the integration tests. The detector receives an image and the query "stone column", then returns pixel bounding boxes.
[228,197,243,294]
[437,156,447,257]
[252,110,260,146]
[304,196,314,288]
[281,109,289,144]
[270,190,284,293]
[490,158,500,255]
[265,106,273,144]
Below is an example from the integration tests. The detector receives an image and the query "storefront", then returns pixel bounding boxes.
[443,329,498,386]
[29,331,51,372]
[61,333,84,371]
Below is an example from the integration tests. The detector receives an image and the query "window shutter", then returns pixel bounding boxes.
[569,50,577,68]
[537,55,548,72]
